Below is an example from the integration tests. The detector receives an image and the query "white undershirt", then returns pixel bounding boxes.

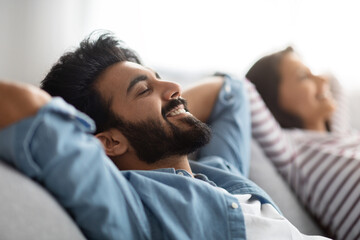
[216,187,330,240]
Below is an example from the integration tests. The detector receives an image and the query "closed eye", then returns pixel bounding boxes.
[299,74,309,80]
[297,71,311,81]
[138,88,151,96]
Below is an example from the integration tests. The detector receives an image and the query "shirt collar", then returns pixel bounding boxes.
[151,168,217,186]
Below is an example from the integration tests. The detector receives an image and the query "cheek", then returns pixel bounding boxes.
[132,99,162,121]
[280,84,315,117]
[297,87,315,104]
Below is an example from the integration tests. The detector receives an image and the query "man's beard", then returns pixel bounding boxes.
[115,98,211,164]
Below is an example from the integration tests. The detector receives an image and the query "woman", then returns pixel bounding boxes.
[244,47,359,240]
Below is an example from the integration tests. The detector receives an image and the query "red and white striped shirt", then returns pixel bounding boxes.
[246,79,360,240]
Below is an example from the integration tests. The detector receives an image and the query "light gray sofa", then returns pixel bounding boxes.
[0,140,325,240]
[249,141,325,236]
[0,160,86,240]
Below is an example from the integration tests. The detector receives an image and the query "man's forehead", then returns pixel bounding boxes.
[101,61,145,82]
[96,61,146,98]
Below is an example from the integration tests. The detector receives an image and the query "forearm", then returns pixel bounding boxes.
[196,76,252,176]
[182,76,224,123]
[245,79,297,174]
[0,80,50,129]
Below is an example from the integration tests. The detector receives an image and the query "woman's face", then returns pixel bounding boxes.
[278,53,336,127]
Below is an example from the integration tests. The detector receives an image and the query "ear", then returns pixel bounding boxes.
[95,129,129,157]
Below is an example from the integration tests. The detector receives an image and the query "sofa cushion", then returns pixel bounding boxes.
[249,140,325,236]
[0,160,86,240]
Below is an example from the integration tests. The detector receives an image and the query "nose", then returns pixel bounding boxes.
[159,80,182,100]
[313,75,331,97]
[314,75,328,88]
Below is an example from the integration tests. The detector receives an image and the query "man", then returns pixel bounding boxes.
[40,33,236,173]
[0,33,329,239]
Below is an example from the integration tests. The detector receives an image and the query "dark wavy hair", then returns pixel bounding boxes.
[41,31,142,133]
[246,47,304,129]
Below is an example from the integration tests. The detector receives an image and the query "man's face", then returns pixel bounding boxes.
[96,61,211,163]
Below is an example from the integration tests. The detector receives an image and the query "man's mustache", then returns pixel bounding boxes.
[162,97,189,118]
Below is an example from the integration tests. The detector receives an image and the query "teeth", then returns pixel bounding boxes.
[169,108,186,117]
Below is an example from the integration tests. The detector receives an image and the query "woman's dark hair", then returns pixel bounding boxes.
[41,31,142,133]
[245,47,304,129]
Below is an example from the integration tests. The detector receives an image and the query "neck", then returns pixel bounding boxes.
[304,119,327,132]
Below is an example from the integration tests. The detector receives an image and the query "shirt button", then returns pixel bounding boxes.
[231,202,239,209]
[177,172,184,176]
[225,84,231,93]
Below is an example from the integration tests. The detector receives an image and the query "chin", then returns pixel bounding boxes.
[319,99,336,116]
[327,102,337,114]
[323,107,336,121]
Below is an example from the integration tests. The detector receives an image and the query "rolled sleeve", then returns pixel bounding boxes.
[0,98,95,177]
[197,75,251,177]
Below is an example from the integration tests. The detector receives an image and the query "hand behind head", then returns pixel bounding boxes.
[0,80,51,129]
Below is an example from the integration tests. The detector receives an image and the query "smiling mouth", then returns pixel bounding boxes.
[316,90,332,101]
[166,104,189,117]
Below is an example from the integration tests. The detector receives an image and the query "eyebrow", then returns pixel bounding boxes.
[127,75,148,95]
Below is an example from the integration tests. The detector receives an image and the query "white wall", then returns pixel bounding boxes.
[84,0,360,90]
[0,0,89,84]
[1,0,360,90]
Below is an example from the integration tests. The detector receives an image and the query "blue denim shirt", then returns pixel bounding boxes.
[0,76,277,240]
